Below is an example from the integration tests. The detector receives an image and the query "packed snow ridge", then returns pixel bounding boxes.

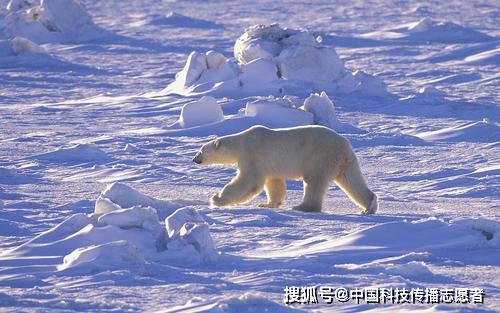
[0,0,104,43]
[3,183,218,275]
[361,17,495,43]
[0,36,46,56]
[163,23,388,97]
[171,92,362,134]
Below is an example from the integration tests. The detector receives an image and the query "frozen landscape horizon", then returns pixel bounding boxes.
[0,0,499,312]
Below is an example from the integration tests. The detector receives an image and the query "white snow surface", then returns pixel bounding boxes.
[303,91,340,129]
[177,96,224,128]
[1,183,216,280]
[0,0,499,312]
[162,23,388,97]
[165,207,218,263]
[1,0,104,43]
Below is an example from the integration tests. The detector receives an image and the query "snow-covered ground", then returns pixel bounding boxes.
[0,0,499,312]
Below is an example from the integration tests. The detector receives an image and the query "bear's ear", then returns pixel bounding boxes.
[214,139,220,149]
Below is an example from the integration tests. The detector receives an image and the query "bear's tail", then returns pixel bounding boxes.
[335,155,378,214]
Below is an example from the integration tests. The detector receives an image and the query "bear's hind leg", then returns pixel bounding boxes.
[293,176,329,213]
[259,178,286,208]
[211,172,265,207]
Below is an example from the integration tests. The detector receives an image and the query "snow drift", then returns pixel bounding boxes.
[243,96,314,128]
[151,11,222,29]
[162,23,388,97]
[1,183,217,276]
[165,293,304,313]
[247,217,500,265]
[165,207,218,263]
[0,0,105,43]
[177,96,224,128]
[361,18,495,43]
[167,92,364,135]
[400,85,447,104]
[414,119,500,143]
[34,143,111,164]
[0,36,46,56]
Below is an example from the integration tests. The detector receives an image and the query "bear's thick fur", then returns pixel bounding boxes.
[193,125,377,214]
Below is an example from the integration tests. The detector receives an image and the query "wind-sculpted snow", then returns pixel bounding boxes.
[162,24,389,98]
[0,36,46,56]
[246,217,500,261]
[34,143,111,164]
[0,0,499,311]
[0,0,106,43]
[166,293,306,313]
[150,11,223,29]
[176,96,224,128]
[414,119,500,143]
[0,183,217,280]
[361,18,496,44]
[166,92,365,135]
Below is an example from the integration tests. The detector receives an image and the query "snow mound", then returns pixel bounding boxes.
[98,206,165,246]
[165,207,218,263]
[151,11,222,29]
[415,119,500,143]
[35,143,110,163]
[95,182,156,214]
[462,47,500,65]
[400,85,447,104]
[57,240,146,273]
[9,212,165,260]
[247,217,500,265]
[245,97,314,128]
[303,91,339,129]
[3,184,218,275]
[162,24,388,97]
[166,293,304,313]
[168,50,239,94]
[240,58,279,86]
[234,24,344,82]
[178,96,224,128]
[1,0,104,43]
[165,93,365,136]
[0,36,46,56]
[124,143,139,153]
[454,218,500,247]
[277,43,344,82]
[362,18,494,43]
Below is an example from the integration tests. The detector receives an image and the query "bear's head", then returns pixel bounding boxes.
[193,138,236,165]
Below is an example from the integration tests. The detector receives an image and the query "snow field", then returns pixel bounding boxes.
[0,0,498,311]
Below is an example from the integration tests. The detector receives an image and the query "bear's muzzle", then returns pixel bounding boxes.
[193,152,202,164]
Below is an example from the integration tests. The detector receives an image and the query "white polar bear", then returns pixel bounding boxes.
[193,125,378,214]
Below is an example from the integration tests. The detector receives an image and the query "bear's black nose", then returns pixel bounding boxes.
[193,153,202,164]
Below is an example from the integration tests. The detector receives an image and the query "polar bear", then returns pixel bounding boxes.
[193,125,377,214]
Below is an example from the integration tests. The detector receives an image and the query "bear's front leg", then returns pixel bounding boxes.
[210,173,265,207]
[258,178,286,208]
[211,193,230,207]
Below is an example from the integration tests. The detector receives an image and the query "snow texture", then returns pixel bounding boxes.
[0,0,499,312]
[244,97,314,128]
[1,0,104,43]
[303,91,340,129]
[165,207,218,263]
[1,183,216,281]
[162,23,388,97]
[178,95,224,128]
